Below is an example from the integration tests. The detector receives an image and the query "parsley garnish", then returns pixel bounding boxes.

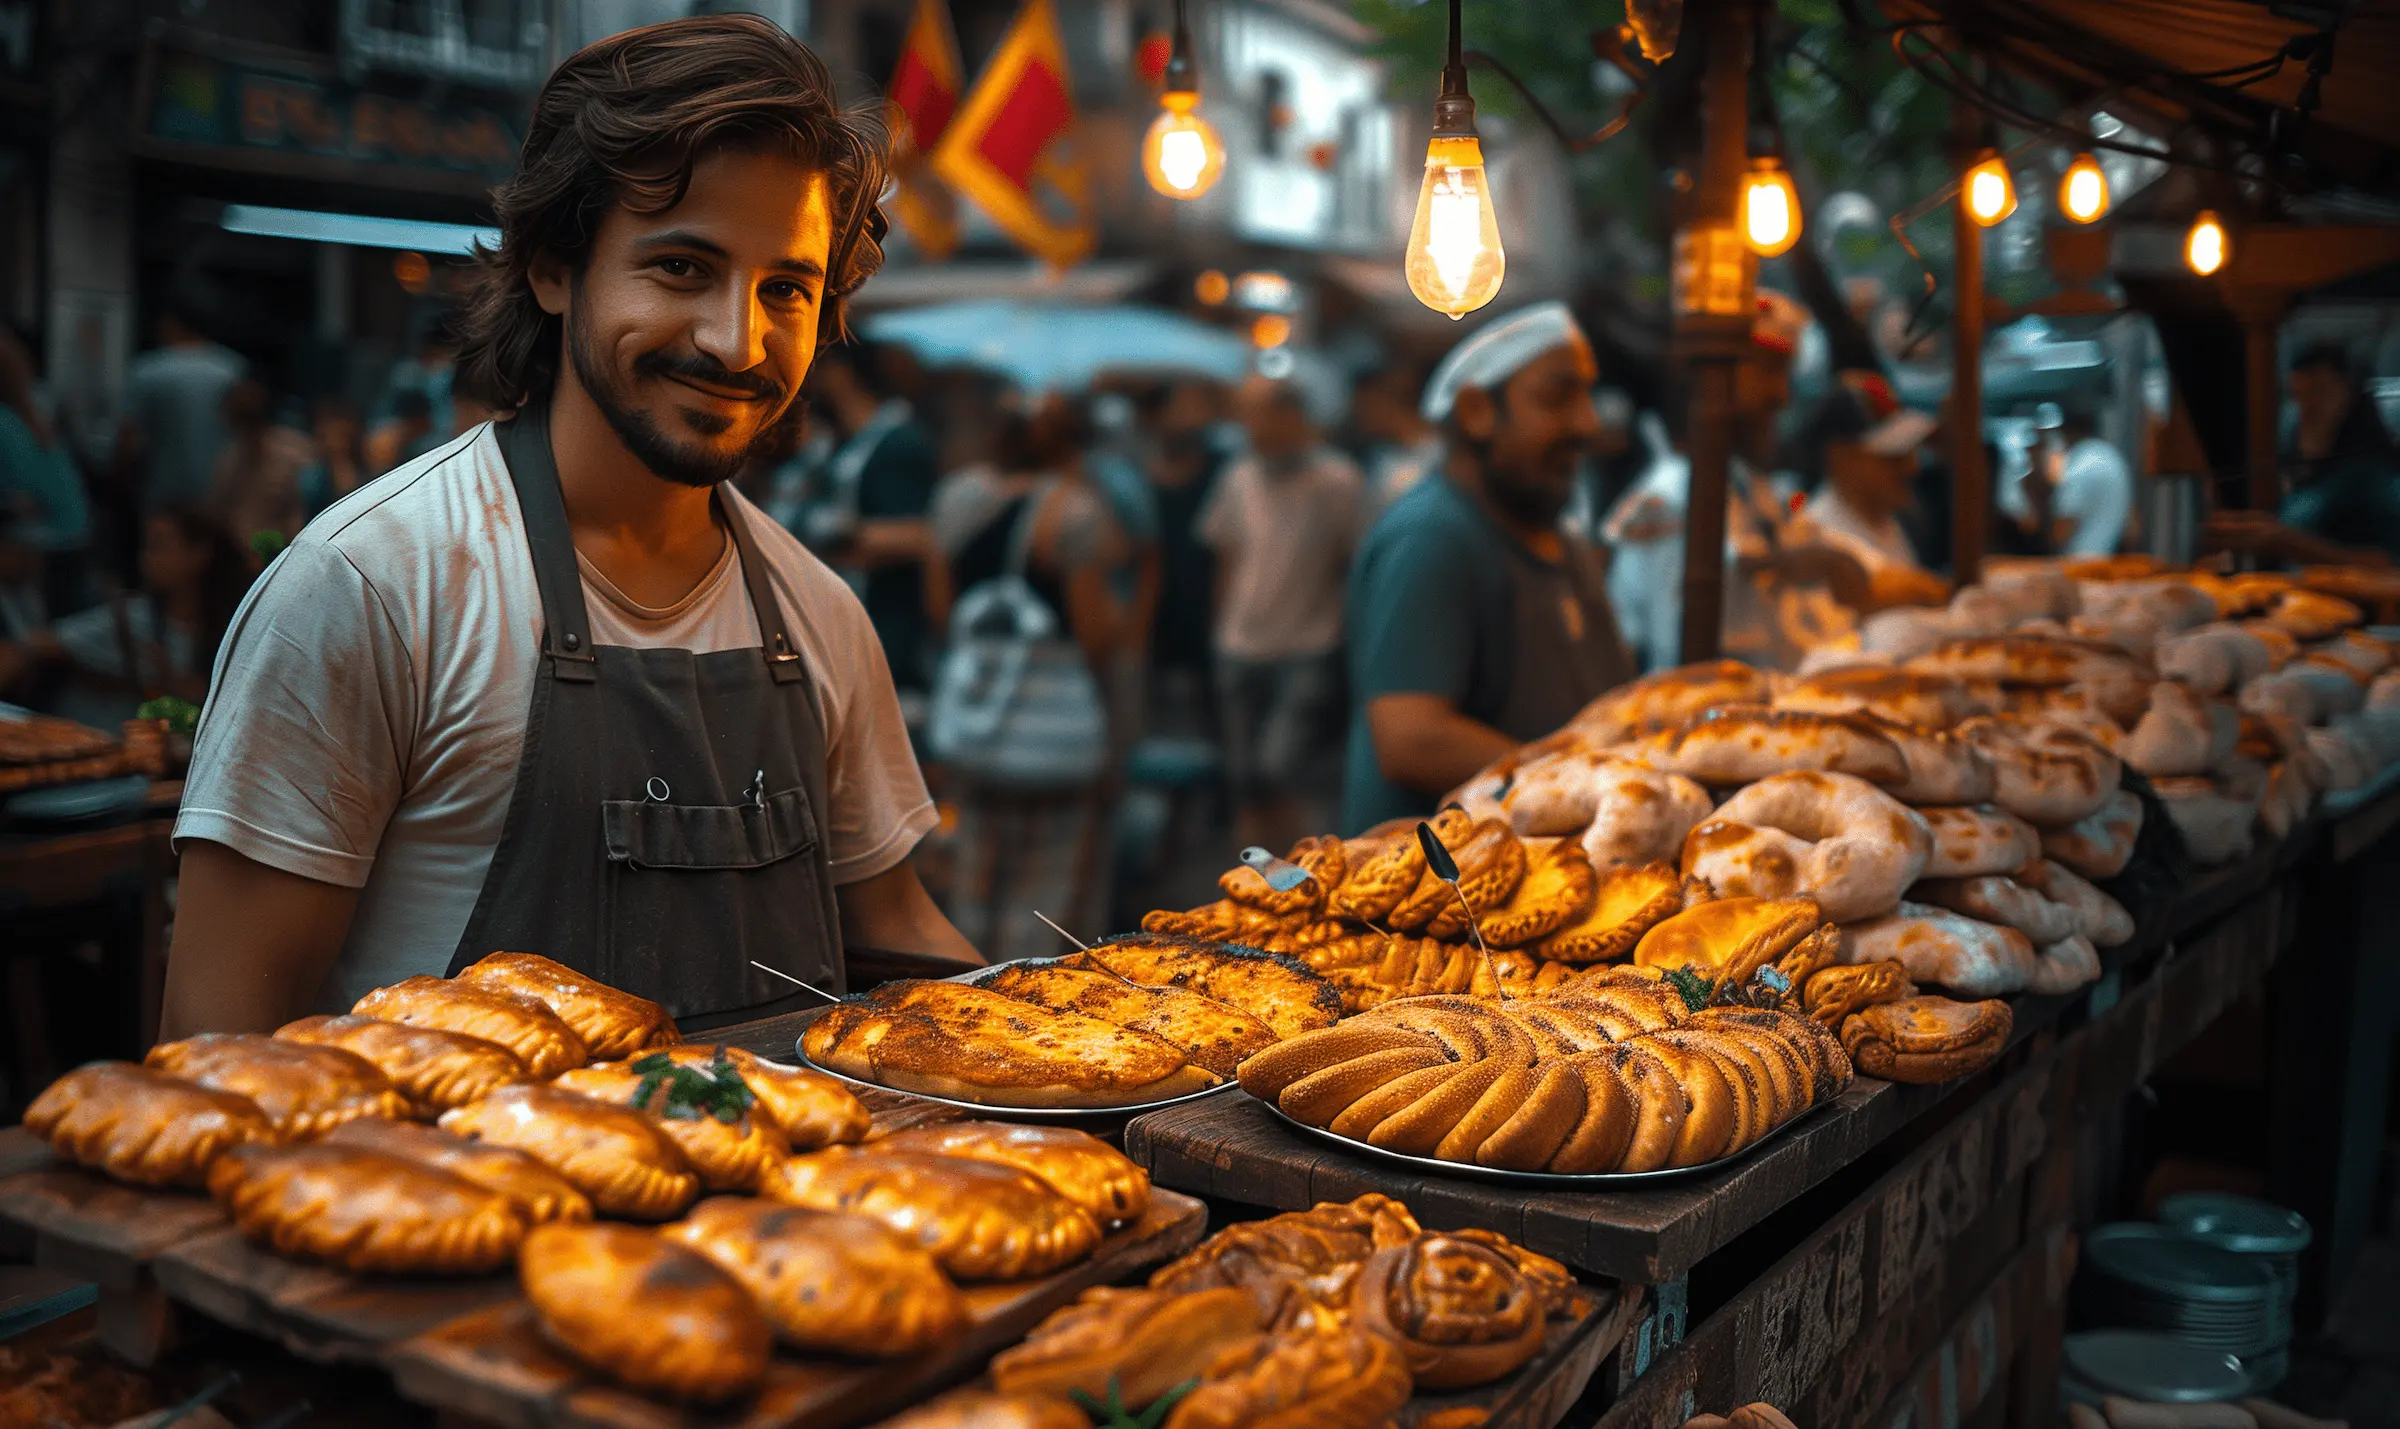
[1664,964,1715,1013]
[628,1048,753,1124]
[1070,1376,1196,1428]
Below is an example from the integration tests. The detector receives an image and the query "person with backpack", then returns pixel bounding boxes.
[927,392,1130,959]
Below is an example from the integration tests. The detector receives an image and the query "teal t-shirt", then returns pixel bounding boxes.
[1340,476,1527,834]
[2279,450,2400,560]
[0,407,90,550]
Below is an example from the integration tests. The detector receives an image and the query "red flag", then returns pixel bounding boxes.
[931,0,1091,267]
[887,0,964,259]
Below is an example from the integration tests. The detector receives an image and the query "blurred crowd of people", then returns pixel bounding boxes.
[6,282,2398,947]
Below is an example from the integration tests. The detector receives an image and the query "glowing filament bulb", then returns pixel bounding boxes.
[1741,159,1801,257]
[1965,153,2016,226]
[2059,153,2109,224]
[2186,210,2229,275]
[1142,92,1226,199]
[1406,136,1506,318]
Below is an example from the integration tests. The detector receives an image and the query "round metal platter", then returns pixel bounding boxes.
[1261,1098,1826,1187]
[791,955,1244,1123]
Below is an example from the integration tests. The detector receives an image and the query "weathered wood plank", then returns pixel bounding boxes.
[151,1226,521,1365]
[0,1163,225,1290]
[385,1190,1209,1429]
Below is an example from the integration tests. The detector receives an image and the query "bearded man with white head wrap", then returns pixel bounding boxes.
[1340,301,1636,832]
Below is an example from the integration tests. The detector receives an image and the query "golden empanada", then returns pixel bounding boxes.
[519,1222,770,1403]
[24,1062,274,1188]
[551,1060,789,1192]
[275,1014,529,1115]
[455,952,680,1060]
[870,1123,1150,1226]
[324,1118,592,1224]
[353,976,589,1078]
[143,1034,408,1139]
[663,1196,966,1357]
[645,1045,870,1150]
[438,1085,698,1220]
[763,1146,1100,1281]
[207,1143,526,1274]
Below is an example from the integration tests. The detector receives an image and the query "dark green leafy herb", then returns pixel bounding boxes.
[250,529,289,564]
[1664,964,1715,1013]
[626,1050,753,1124]
[1068,1376,1196,1429]
[136,696,201,737]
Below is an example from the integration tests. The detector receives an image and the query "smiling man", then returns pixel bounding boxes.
[162,16,980,1037]
[1341,301,1635,832]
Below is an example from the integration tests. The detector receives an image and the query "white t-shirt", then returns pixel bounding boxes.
[1998,436,2134,556]
[1798,488,1920,574]
[1199,448,1367,662]
[176,424,938,1009]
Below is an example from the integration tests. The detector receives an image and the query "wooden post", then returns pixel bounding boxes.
[1674,0,1753,664]
[1950,107,1989,587]
[2237,299,2284,510]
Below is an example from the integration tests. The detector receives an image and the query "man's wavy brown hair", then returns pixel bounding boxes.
[455,14,889,411]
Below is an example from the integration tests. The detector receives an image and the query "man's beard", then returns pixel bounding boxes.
[567,304,805,489]
[1467,435,1580,528]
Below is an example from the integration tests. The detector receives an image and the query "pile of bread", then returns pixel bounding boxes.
[1232,973,1854,1174]
[883,1193,1583,1429]
[21,952,1162,1406]
[801,934,1341,1108]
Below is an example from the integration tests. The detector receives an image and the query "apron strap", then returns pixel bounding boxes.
[496,403,600,684]
[719,490,810,686]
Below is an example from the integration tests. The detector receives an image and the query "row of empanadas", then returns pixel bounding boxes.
[24,1062,274,1188]
[440,1084,700,1220]
[207,1142,527,1274]
[764,1146,1100,1281]
[145,1033,410,1139]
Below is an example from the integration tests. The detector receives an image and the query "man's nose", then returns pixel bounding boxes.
[693,283,770,373]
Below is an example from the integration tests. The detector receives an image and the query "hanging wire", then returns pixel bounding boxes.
[1463,47,1649,153]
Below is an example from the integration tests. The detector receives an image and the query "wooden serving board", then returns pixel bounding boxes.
[1398,1283,1643,1429]
[0,1131,225,1290]
[384,1188,1208,1429]
[152,1226,521,1365]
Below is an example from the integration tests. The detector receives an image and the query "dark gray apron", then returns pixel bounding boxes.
[1491,529,1635,741]
[446,407,845,1030]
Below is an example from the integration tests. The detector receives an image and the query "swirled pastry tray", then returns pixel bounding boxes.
[1259,1096,1827,1187]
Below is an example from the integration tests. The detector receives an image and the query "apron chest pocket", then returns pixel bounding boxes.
[602,787,819,870]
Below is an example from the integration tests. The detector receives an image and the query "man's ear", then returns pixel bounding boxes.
[527,251,572,319]
[1454,385,1499,442]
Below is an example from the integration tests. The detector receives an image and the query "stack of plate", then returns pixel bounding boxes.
[2083,1223,2282,1362]
[2061,1329,2249,1407]
[2156,1193,2311,1389]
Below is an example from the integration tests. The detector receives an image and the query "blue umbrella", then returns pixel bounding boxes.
[862,300,1253,392]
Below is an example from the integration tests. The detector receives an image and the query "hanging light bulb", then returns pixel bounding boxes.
[2058,152,2109,224]
[1964,150,2016,227]
[1740,157,1801,258]
[1404,0,1505,318]
[1141,0,1225,199]
[2186,210,2230,276]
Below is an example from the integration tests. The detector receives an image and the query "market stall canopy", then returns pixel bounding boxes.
[861,301,1254,392]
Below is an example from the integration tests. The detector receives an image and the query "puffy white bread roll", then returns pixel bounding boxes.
[2124,683,2239,779]
[1858,717,1998,805]
[1910,874,2082,946]
[1579,759,1716,869]
[2013,858,2134,948]
[2038,788,2143,879]
[2150,777,2258,865]
[1919,805,2041,878]
[1954,718,2121,824]
[2027,935,2103,996]
[1635,706,1908,788]
[1841,902,2038,998]
[1681,771,1932,924]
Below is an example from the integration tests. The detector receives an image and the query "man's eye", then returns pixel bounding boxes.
[656,257,697,277]
[763,279,810,302]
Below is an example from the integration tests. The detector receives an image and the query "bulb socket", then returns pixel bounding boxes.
[1432,88,1478,138]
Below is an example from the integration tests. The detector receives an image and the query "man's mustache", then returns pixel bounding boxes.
[634,350,784,403]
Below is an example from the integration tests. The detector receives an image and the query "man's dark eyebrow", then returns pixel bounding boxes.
[631,229,825,279]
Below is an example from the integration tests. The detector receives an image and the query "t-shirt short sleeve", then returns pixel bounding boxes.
[1350,514,1479,706]
[175,538,416,888]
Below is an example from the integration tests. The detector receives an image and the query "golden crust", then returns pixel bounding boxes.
[1236,1022,1439,1102]
[1623,1037,1736,1166]
[143,1034,408,1140]
[1388,819,1525,937]
[1218,836,1346,917]
[992,1285,1264,1410]
[322,1118,591,1223]
[352,977,589,1079]
[274,1014,529,1116]
[1841,997,2014,1083]
[551,1063,790,1193]
[1802,961,1916,1027]
[663,1197,966,1357]
[1581,660,1777,734]
[519,1222,770,1404]
[1348,1236,1551,1390]
[644,1045,869,1150]
[1775,667,1982,730]
[1478,838,1598,949]
[455,952,679,1060]
[1535,861,1686,963]
[1077,936,1343,1040]
[1164,1318,1414,1429]
[872,1123,1149,1225]
[978,964,1278,1078]
[1327,823,1430,923]
[1543,1052,1638,1173]
[24,1062,274,1188]
[763,1146,1101,1281]
[879,1391,1092,1429]
[1610,1047,1690,1174]
[801,981,1215,1109]
[437,1084,698,1220]
[1640,706,1909,787]
[1473,1059,1588,1170]
[206,1143,526,1274]
[1632,897,1824,987]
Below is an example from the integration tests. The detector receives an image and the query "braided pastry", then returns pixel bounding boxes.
[1348,1235,1551,1389]
[1327,820,1434,923]
[1147,1194,1421,1317]
[1802,961,1915,1027]
[1479,838,1597,948]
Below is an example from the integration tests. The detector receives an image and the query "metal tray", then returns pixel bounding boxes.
[1260,1096,1827,1188]
[792,955,1243,1123]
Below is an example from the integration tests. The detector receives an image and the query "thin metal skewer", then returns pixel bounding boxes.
[749,960,839,1004]
[1033,910,1091,950]
[1416,820,1510,1000]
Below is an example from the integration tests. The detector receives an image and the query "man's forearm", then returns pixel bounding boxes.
[837,859,985,966]
[1367,694,1517,798]
[162,841,360,1039]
